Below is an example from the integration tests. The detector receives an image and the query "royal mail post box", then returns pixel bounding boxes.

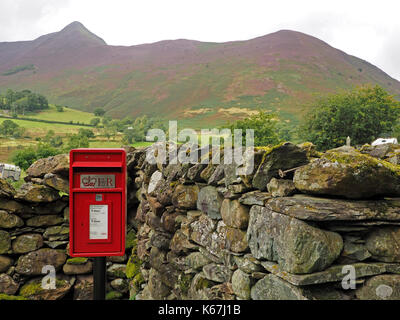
[69,148,126,257]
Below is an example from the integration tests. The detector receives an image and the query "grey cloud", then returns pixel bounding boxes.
[0,0,72,41]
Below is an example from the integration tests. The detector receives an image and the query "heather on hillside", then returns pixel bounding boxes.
[1,23,399,127]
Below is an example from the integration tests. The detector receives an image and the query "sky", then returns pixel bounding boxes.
[0,0,400,80]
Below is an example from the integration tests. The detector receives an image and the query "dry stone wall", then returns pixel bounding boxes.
[128,142,400,300]
[1,142,400,300]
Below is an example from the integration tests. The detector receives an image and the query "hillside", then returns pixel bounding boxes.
[0,22,399,127]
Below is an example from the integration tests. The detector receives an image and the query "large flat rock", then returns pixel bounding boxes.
[261,261,400,286]
[294,147,400,199]
[247,205,343,274]
[266,194,400,221]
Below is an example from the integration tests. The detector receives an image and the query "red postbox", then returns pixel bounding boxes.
[69,148,126,257]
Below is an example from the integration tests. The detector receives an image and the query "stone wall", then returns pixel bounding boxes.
[0,153,133,300]
[128,142,400,300]
[1,142,400,300]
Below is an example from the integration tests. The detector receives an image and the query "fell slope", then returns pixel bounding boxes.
[0,22,399,127]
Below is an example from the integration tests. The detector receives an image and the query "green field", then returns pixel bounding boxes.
[0,106,155,164]
[24,104,98,124]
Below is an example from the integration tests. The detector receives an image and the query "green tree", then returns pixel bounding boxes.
[299,85,400,150]
[56,105,64,112]
[65,133,89,150]
[78,128,95,139]
[11,143,58,170]
[0,120,25,137]
[225,110,281,147]
[94,108,106,117]
[0,89,48,114]
[43,130,63,147]
[90,117,101,127]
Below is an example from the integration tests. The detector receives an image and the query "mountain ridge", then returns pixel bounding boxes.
[0,22,399,127]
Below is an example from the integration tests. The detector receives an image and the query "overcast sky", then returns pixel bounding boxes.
[0,0,399,80]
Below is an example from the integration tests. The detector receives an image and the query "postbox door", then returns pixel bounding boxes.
[72,192,123,254]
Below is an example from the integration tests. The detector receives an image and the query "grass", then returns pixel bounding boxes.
[0,117,94,135]
[0,105,157,167]
[24,104,98,125]
[89,140,122,148]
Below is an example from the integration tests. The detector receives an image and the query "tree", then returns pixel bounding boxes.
[0,89,48,114]
[94,108,106,117]
[12,143,58,170]
[225,110,281,147]
[299,85,400,150]
[65,133,89,150]
[78,128,95,139]
[121,115,166,145]
[0,120,25,137]
[90,117,101,127]
[43,130,63,147]
[56,105,64,112]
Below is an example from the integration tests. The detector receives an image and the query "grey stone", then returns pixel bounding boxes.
[148,268,171,299]
[260,260,400,286]
[73,275,93,300]
[251,274,346,300]
[147,170,163,195]
[107,264,127,279]
[0,273,19,295]
[221,226,248,253]
[233,255,262,274]
[15,248,66,275]
[252,142,308,191]
[15,183,60,203]
[44,241,69,249]
[43,225,69,241]
[341,238,371,262]
[0,178,16,198]
[26,215,64,227]
[247,206,343,274]
[43,173,69,194]
[238,191,271,206]
[0,255,13,273]
[197,186,223,219]
[0,210,24,228]
[111,278,129,293]
[365,227,400,262]
[20,275,74,300]
[12,233,43,254]
[26,153,69,178]
[266,194,400,222]
[0,230,11,254]
[251,274,309,300]
[202,263,232,283]
[208,164,225,186]
[231,269,251,299]
[220,199,249,229]
[63,261,93,275]
[188,272,216,300]
[172,184,199,209]
[267,178,296,197]
[190,213,217,248]
[356,274,400,300]
[294,147,400,199]
[185,252,212,270]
